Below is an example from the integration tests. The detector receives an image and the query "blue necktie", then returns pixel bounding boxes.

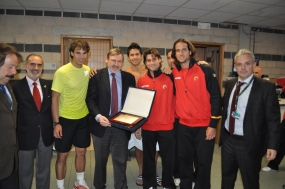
[0,85,13,110]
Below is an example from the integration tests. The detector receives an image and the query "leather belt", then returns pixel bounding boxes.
[224,128,243,139]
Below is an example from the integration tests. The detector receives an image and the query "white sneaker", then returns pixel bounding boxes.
[262,167,277,172]
[74,180,90,189]
[174,178,180,186]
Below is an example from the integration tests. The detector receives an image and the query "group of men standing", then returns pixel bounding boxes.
[0,37,281,189]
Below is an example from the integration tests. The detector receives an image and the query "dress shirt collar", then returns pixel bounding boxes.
[238,74,254,84]
[26,76,40,87]
[107,68,121,77]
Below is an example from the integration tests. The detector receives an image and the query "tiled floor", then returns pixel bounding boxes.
[32,144,285,189]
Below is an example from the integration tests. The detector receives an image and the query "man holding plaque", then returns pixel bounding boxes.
[86,48,136,189]
[135,48,176,189]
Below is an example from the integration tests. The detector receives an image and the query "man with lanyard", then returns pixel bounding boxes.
[220,49,280,189]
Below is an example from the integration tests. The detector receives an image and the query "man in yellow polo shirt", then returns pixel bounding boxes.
[52,40,90,189]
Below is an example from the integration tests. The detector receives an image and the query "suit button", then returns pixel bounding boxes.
[38,125,40,128]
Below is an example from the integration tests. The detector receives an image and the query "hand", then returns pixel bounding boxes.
[54,124,62,138]
[89,68,97,78]
[161,66,172,74]
[98,116,111,127]
[134,128,142,140]
[205,127,216,140]
[266,149,276,161]
[197,61,209,65]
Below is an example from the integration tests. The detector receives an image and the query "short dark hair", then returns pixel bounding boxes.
[166,49,172,56]
[0,43,22,67]
[69,40,90,59]
[171,38,196,59]
[143,48,162,65]
[127,42,142,57]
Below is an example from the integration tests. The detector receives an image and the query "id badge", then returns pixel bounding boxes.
[231,111,240,119]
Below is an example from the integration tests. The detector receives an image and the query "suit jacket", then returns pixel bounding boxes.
[220,76,280,159]
[86,68,136,139]
[0,83,18,180]
[12,77,53,150]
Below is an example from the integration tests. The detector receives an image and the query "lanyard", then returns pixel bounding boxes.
[234,77,254,110]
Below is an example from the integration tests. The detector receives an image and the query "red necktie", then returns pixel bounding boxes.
[33,82,41,111]
[229,82,244,135]
[111,73,118,115]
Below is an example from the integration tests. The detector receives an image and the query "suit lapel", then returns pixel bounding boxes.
[224,79,238,111]
[245,77,259,115]
[39,79,48,112]
[102,68,111,95]
[121,71,129,104]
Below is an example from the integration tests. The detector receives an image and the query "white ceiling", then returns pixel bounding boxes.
[1,0,285,29]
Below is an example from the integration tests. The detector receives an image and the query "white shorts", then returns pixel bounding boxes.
[128,133,160,151]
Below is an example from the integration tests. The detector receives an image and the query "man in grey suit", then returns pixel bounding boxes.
[0,43,22,189]
[12,54,53,189]
[86,48,136,189]
[220,49,280,189]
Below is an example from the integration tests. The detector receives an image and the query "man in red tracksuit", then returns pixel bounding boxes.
[135,48,176,189]
[171,38,222,189]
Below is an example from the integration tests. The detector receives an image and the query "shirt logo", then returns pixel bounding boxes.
[175,77,181,80]
[194,76,199,81]
[84,70,89,76]
[162,85,167,89]
[141,85,149,88]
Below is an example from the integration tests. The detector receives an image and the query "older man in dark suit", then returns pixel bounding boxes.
[12,54,53,189]
[220,49,280,189]
[0,44,22,189]
[86,48,136,189]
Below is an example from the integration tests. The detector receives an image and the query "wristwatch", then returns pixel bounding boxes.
[53,122,60,126]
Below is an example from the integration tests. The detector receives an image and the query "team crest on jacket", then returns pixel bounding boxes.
[194,76,199,81]
[162,85,167,89]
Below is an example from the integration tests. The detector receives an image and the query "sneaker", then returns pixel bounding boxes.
[262,167,277,172]
[174,178,180,186]
[74,180,90,189]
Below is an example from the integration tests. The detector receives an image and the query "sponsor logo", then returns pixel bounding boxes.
[141,85,149,88]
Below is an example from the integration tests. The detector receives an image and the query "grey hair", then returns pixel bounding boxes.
[234,49,255,63]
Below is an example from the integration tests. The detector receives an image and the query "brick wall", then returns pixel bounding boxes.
[0,13,284,81]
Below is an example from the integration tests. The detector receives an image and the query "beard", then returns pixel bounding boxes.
[27,69,42,80]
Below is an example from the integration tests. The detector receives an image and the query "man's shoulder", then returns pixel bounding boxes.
[254,77,275,87]
[121,70,135,77]
[39,78,52,85]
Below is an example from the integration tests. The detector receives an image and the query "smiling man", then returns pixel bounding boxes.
[86,48,135,189]
[135,48,176,189]
[171,38,222,189]
[52,40,91,189]
[12,54,53,189]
